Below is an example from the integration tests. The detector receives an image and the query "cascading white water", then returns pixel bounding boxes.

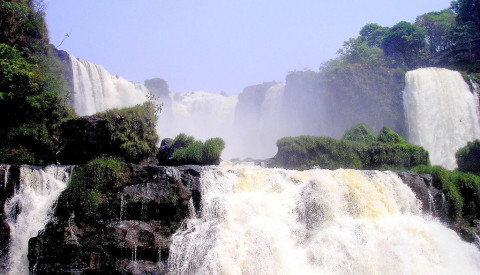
[70,55,148,116]
[404,67,480,170]
[169,164,480,274]
[4,166,70,275]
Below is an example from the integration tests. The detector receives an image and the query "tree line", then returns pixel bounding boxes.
[324,0,480,69]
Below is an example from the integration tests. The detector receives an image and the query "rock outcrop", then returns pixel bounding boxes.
[26,164,201,274]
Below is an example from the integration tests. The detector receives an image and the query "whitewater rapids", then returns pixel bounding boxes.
[169,164,480,275]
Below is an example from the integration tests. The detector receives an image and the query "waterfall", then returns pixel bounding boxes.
[156,91,239,158]
[403,67,480,170]
[169,165,480,274]
[70,55,148,116]
[4,166,71,275]
[156,85,288,160]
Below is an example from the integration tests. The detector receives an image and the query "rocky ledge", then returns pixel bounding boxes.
[25,164,201,274]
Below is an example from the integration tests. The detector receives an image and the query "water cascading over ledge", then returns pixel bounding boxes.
[69,55,148,116]
[1,165,72,275]
[169,165,480,274]
[403,67,480,170]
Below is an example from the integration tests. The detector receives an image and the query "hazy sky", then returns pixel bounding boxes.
[46,0,452,94]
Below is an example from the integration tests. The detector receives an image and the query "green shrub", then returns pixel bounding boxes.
[60,157,126,222]
[342,123,376,145]
[456,140,480,176]
[411,165,480,224]
[172,133,195,148]
[274,125,426,170]
[60,102,158,164]
[172,141,204,164]
[170,136,226,165]
[202,138,226,164]
[275,136,363,170]
[363,143,429,170]
[100,102,158,163]
[377,126,406,144]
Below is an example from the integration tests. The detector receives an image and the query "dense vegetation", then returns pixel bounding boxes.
[158,133,225,166]
[0,0,73,165]
[273,124,429,170]
[57,157,127,223]
[60,102,159,164]
[456,140,480,176]
[413,165,480,225]
[326,0,479,71]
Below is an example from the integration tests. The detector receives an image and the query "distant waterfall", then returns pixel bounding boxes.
[157,91,238,141]
[70,56,148,116]
[156,91,239,158]
[156,84,287,160]
[236,83,286,159]
[169,165,480,274]
[4,166,71,275]
[404,68,480,169]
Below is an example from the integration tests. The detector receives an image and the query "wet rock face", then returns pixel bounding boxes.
[28,164,201,274]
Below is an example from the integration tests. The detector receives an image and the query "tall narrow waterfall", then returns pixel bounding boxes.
[4,166,71,275]
[404,68,480,169]
[70,56,148,116]
[169,165,480,274]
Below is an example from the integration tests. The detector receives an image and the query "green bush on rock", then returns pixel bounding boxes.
[412,165,480,224]
[273,124,429,171]
[275,136,363,170]
[159,134,225,165]
[59,157,127,223]
[377,126,406,144]
[60,102,158,164]
[456,140,480,176]
[341,123,376,145]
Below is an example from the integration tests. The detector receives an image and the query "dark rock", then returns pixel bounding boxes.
[144,78,170,99]
[397,172,450,221]
[28,164,201,274]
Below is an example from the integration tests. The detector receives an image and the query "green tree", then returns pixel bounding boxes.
[336,37,386,67]
[0,1,49,62]
[359,23,389,48]
[451,0,480,34]
[382,21,427,67]
[415,9,456,53]
[0,44,71,164]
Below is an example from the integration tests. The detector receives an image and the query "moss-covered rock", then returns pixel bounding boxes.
[362,143,429,170]
[377,126,406,144]
[272,124,428,171]
[412,165,480,225]
[456,140,480,176]
[60,102,158,164]
[341,123,376,145]
[274,136,363,170]
[29,163,202,274]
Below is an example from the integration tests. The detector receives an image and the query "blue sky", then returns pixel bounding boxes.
[46,0,452,94]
